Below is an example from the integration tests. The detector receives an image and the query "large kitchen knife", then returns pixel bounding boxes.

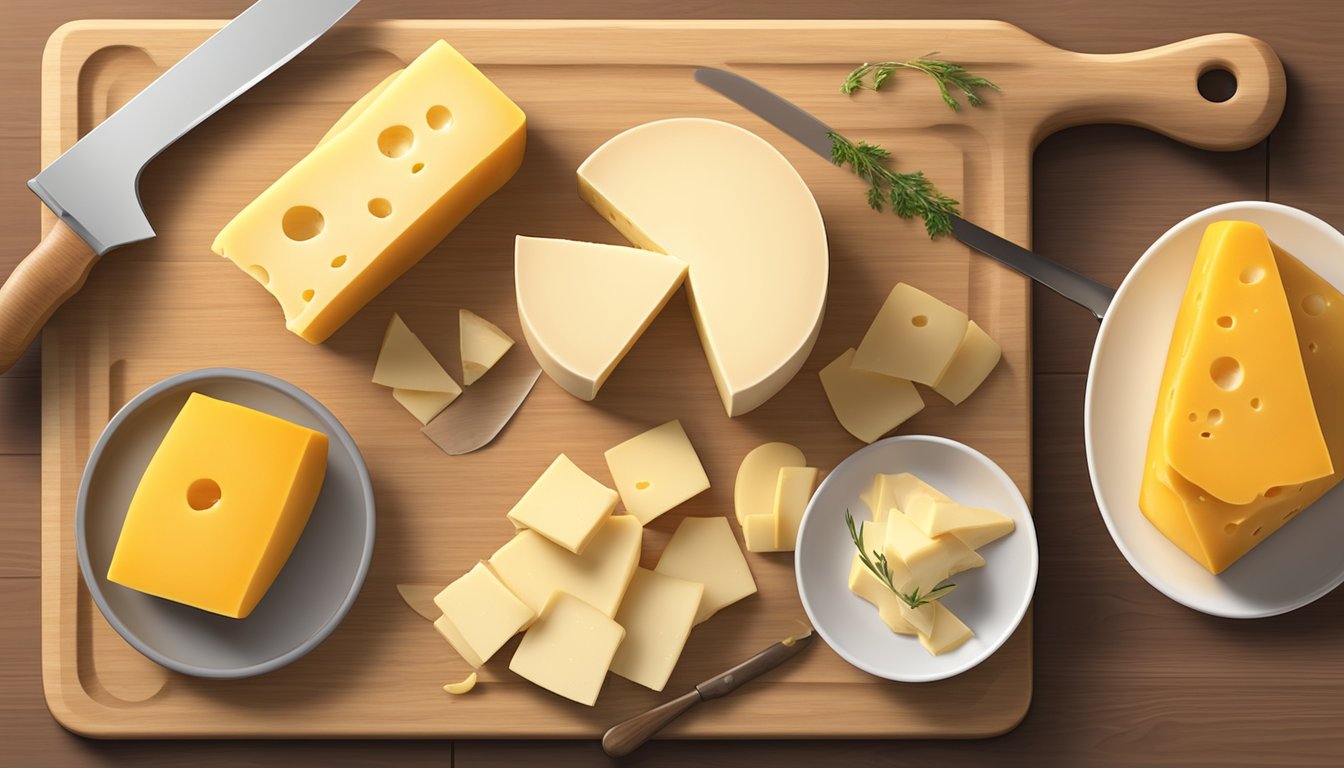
[693,67,1117,321]
[0,0,361,372]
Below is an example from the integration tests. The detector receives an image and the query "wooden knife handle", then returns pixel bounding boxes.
[601,689,702,758]
[0,221,98,373]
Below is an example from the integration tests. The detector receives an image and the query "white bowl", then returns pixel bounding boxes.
[794,435,1037,683]
[1086,201,1344,618]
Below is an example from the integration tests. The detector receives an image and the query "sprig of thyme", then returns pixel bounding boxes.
[828,133,960,238]
[841,55,1002,111]
[845,510,954,610]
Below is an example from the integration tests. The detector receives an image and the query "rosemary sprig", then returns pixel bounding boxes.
[841,54,1002,111]
[844,510,954,610]
[828,132,960,238]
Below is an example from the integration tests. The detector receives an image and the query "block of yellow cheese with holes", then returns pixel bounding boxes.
[1142,229,1344,573]
[107,393,328,618]
[212,40,526,344]
[1160,221,1330,504]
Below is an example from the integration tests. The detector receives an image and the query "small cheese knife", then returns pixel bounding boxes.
[693,67,1117,321]
[601,628,816,758]
[0,0,361,373]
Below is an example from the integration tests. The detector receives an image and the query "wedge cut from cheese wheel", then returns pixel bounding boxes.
[932,321,1002,405]
[655,516,757,624]
[578,118,828,417]
[854,283,969,385]
[734,442,806,525]
[906,496,1015,550]
[459,309,514,385]
[819,349,924,444]
[391,388,457,425]
[515,236,688,401]
[610,568,704,692]
[487,514,642,617]
[374,314,462,394]
[1159,221,1330,505]
[508,592,625,706]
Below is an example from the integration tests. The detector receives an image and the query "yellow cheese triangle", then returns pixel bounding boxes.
[459,308,514,385]
[373,314,462,395]
[392,387,458,425]
[1161,221,1330,504]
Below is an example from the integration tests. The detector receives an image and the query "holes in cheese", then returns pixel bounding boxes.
[819,348,924,444]
[505,454,618,554]
[508,592,625,707]
[212,40,526,344]
[186,478,222,511]
[514,236,687,401]
[609,568,704,692]
[372,314,462,424]
[432,562,534,669]
[459,308,514,386]
[604,420,710,526]
[853,283,968,385]
[654,516,757,625]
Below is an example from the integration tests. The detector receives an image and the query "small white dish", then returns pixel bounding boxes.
[1086,201,1344,618]
[794,435,1037,683]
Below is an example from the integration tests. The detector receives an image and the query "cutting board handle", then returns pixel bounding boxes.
[0,221,99,373]
[1039,33,1285,151]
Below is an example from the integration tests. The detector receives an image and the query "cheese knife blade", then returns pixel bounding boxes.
[693,66,1116,320]
[0,0,360,371]
[601,628,815,757]
[422,348,542,455]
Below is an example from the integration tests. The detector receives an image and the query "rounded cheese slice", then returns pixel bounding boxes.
[516,236,687,400]
[577,118,828,417]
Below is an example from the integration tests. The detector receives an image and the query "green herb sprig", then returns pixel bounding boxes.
[845,510,954,610]
[828,133,960,238]
[841,55,1002,111]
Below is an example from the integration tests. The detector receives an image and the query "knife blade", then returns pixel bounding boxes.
[601,628,815,757]
[422,348,542,455]
[693,67,1117,320]
[0,0,360,372]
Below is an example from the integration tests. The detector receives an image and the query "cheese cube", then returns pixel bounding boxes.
[655,516,757,624]
[610,568,704,691]
[506,454,619,554]
[373,313,461,424]
[742,513,782,552]
[918,601,974,656]
[509,592,625,706]
[106,393,327,619]
[905,496,1015,550]
[883,511,984,594]
[432,563,534,668]
[773,466,819,551]
[819,349,924,444]
[604,420,710,525]
[733,442,806,525]
[488,515,642,617]
[932,321,1002,404]
[212,40,526,344]
[853,283,969,385]
[459,308,514,385]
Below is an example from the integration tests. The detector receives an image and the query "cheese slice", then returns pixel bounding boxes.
[604,420,710,525]
[655,516,757,624]
[488,515,642,617]
[734,442,806,525]
[373,314,462,423]
[391,388,458,425]
[609,568,704,692]
[905,496,1015,550]
[932,321,1002,404]
[846,521,918,635]
[820,348,924,443]
[459,309,514,385]
[213,40,526,343]
[1161,221,1330,504]
[883,511,984,594]
[918,601,973,656]
[508,592,625,706]
[773,466,819,552]
[505,454,619,554]
[742,513,782,553]
[853,283,969,385]
[432,562,535,668]
[515,236,688,401]
[1141,235,1344,573]
[106,394,327,619]
[578,118,828,417]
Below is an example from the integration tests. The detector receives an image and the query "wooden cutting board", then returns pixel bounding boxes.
[38,19,1283,738]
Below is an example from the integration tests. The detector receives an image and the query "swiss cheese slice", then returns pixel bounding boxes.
[213,40,526,344]
[578,118,828,417]
[609,568,704,692]
[655,516,757,624]
[853,283,969,385]
[819,348,924,443]
[508,592,625,706]
[459,309,514,385]
[604,420,710,525]
[515,236,687,401]
[488,515,642,617]
[734,442,807,525]
[1161,221,1330,504]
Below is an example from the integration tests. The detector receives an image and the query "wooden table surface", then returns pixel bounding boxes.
[3,1,1342,765]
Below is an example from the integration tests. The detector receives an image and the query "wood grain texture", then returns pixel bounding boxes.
[2,0,1344,766]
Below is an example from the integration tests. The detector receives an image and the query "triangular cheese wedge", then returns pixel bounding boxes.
[459,309,514,385]
[1161,221,1330,504]
[392,387,458,425]
[905,496,1015,550]
[373,314,462,394]
[515,236,687,401]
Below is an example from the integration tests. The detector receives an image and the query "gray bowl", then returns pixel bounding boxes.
[76,368,375,678]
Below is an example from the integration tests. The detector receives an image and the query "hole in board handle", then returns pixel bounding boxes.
[1197,66,1237,103]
